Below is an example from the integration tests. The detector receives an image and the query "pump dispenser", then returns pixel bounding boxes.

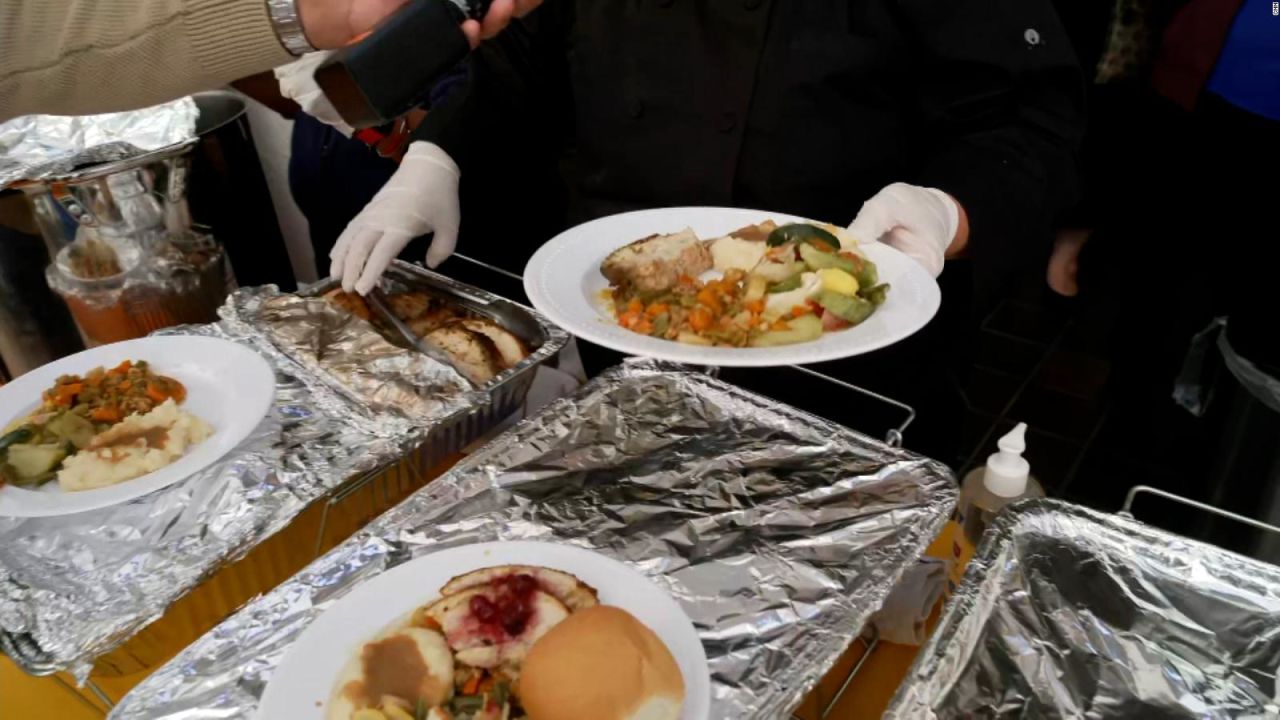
[957,423,1044,545]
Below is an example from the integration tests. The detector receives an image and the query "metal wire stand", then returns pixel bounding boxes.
[789,626,882,720]
[1120,484,1280,538]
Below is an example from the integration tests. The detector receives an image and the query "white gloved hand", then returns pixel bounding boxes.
[330,141,460,294]
[274,51,354,137]
[847,182,960,277]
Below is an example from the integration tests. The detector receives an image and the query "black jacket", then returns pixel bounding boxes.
[418,0,1083,292]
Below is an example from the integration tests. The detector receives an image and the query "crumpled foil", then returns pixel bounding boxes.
[0,320,412,679]
[885,499,1280,719]
[0,97,198,188]
[223,287,478,438]
[110,360,958,719]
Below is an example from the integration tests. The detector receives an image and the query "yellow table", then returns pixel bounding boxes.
[3,451,461,716]
[3,463,972,719]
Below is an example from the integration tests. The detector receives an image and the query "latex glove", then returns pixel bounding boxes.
[330,141,460,294]
[274,52,353,137]
[847,182,960,277]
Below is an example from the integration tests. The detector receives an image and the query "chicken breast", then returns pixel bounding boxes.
[385,291,434,322]
[423,323,503,385]
[460,319,530,369]
[425,588,570,669]
[325,289,373,321]
[601,228,712,293]
[440,565,599,612]
[407,306,458,338]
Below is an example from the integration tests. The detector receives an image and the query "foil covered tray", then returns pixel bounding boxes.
[0,97,198,188]
[303,261,555,390]
[111,361,957,719]
[885,499,1280,719]
[0,272,566,678]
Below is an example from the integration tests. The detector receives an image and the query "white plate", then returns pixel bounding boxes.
[259,541,712,720]
[524,207,941,367]
[0,336,275,517]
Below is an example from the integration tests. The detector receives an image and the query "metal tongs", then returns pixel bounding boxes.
[366,289,479,389]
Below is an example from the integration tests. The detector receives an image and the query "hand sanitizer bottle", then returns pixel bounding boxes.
[957,422,1044,546]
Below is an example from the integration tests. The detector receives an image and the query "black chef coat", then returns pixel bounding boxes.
[418,0,1084,296]
[412,0,1084,461]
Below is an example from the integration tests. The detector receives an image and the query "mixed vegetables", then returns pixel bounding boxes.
[612,222,889,348]
[0,360,186,487]
[351,673,515,720]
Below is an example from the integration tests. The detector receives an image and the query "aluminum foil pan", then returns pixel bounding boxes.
[0,98,198,188]
[236,261,567,439]
[111,360,957,719]
[885,499,1280,719]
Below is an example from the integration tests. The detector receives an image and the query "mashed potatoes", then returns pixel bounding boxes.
[57,399,212,492]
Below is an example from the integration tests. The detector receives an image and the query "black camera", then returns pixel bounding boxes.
[315,0,493,129]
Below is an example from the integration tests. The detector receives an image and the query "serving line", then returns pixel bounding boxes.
[109,361,956,719]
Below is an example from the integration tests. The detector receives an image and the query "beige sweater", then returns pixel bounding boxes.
[0,0,294,122]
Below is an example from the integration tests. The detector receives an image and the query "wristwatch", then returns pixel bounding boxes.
[266,0,316,56]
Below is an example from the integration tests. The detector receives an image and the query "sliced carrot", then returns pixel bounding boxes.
[110,360,132,375]
[633,319,655,335]
[644,302,669,318]
[626,298,644,314]
[462,673,482,696]
[90,406,120,423]
[168,378,187,403]
[771,319,791,331]
[790,305,814,318]
[618,309,643,329]
[54,383,83,405]
[146,383,169,403]
[689,308,714,332]
[744,299,765,315]
[117,380,132,391]
[695,288,722,313]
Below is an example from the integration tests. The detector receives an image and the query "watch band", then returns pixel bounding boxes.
[266,0,317,56]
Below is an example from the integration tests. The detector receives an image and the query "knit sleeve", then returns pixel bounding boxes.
[0,0,293,122]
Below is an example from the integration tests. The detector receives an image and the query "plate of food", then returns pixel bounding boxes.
[524,207,941,366]
[0,336,275,517]
[259,541,711,720]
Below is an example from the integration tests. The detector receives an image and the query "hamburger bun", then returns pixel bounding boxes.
[517,606,685,720]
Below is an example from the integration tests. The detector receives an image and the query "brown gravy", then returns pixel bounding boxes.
[93,427,170,451]
[342,634,445,708]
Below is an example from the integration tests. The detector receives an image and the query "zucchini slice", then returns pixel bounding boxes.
[750,314,823,347]
[766,223,840,250]
[815,290,875,326]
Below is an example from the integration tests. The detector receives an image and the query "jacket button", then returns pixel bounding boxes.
[717,111,737,133]
[627,99,645,119]
[744,0,762,8]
